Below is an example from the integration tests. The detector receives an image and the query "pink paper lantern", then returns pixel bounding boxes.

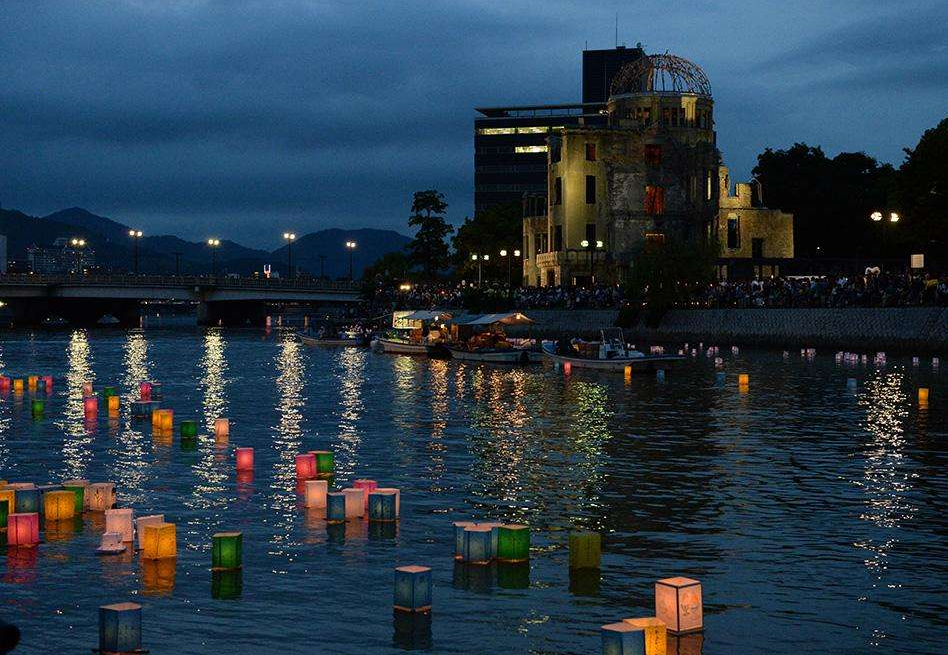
[235,448,254,472]
[43,375,53,391]
[295,454,317,480]
[84,396,98,416]
[342,488,364,518]
[82,381,94,397]
[353,479,378,509]
[7,512,40,546]
[139,382,152,401]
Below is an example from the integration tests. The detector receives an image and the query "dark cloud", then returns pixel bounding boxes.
[1,0,945,247]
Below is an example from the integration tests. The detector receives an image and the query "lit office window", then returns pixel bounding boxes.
[515,145,548,154]
[477,127,517,135]
[517,126,549,134]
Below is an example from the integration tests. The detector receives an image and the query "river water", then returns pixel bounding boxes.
[0,326,945,654]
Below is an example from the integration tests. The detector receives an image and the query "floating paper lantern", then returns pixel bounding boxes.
[15,488,39,514]
[497,524,530,562]
[295,453,317,479]
[453,521,476,560]
[311,450,334,474]
[343,489,364,518]
[738,373,749,386]
[135,515,164,548]
[212,569,243,600]
[106,508,134,542]
[102,386,117,398]
[44,490,75,521]
[326,492,347,523]
[478,522,503,559]
[0,376,9,391]
[918,388,929,403]
[13,379,24,393]
[82,381,93,397]
[912,356,920,366]
[394,565,432,613]
[353,479,378,509]
[602,622,646,655]
[563,362,572,375]
[622,617,667,655]
[569,531,601,570]
[28,375,38,390]
[214,418,229,440]
[655,577,703,634]
[462,525,493,564]
[131,400,153,419]
[99,602,142,654]
[141,522,176,559]
[150,382,163,400]
[87,483,115,512]
[212,532,243,569]
[96,531,126,555]
[624,366,632,381]
[30,399,44,418]
[180,420,198,438]
[376,488,401,517]
[84,396,98,417]
[7,513,39,546]
[933,357,940,367]
[139,382,152,401]
[159,409,174,431]
[235,447,254,471]
[107,395,120,415]
[62,479,89,510]
[304,480,328,508]
[368,491,398,522]
[0,498,8,529]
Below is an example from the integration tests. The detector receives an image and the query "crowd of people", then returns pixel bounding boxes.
[366,270,948,314]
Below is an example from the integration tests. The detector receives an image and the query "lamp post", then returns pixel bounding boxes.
[128,230,143,274]
[580,239,604,286]
[870,210,900,265]
[70,238,86,275]
[471,254,489,286]
[207,238,220,276]
[500,249,521,306]
[345,241,357,280]
[283,232,296,279]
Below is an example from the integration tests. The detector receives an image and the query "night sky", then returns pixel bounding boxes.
[2,1,945,248]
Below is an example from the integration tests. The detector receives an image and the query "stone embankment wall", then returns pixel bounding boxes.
[507,308,948,353]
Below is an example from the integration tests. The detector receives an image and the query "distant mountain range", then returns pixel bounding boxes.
[0,206,410,278]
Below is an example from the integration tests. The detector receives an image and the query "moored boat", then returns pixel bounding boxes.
[298,333,366,347]
[541,328,685,371]
[446,312,540,364]
[372,310,453,357]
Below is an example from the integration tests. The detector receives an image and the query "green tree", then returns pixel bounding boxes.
[407,190,453,277]
[451,201,522,281]
[896,116,947,258]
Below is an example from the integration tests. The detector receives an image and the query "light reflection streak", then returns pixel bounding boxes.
[426,359,449,482]
[332,347,366,479]
[199,329,229,433]
[853,368,917,643]
[57,330,95,479]
[0,344,9,472]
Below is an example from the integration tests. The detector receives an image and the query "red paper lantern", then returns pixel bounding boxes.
[235,448,254,471]
[139,382,152,401]
[295,454,317,480]
[7,512,40,546]
[84,396,98,416]
[353,479,378,509]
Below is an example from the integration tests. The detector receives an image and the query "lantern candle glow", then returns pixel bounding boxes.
[99,602,142,654]
[139,382,152,401]
[107,395,120,415]
[141,522,176,559]
[235,447,254,471]
[62,479,89,510]
[919,388,929,403]
[106,508,134,542]
[87,482,115,512]
[44,490,75,521]
[304,480,328,508]
[738,373,749,386]
[135,514,164,548]
[394,565,432,613]
[159,409,174,431]
[212,532,243,569]
[84,396,98,417]
[7,512,40,546]
[13,379,24,392]
[622,617,667,655]
[655,577,703,634]
[295,453,317,479]
[214,418,229,440]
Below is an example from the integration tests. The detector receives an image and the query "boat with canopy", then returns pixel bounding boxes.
[541,328,685,371]
[371,310,453,356]
[446,312,541,363]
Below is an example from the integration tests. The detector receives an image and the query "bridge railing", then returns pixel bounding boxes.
[0,273,361,293]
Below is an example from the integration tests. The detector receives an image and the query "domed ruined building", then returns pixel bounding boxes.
[520,52,793,286]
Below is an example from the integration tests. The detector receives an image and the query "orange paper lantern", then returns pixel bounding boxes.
[135,514,165,548]
[655,577,703,634]
[141,522,176,559]
[304,480,328,508]
[82,381,93,397]
[738,373,749,386]
[622,617,667,655]
[108,395,120,415]
[44,490,75,520]
[214,418,229,440]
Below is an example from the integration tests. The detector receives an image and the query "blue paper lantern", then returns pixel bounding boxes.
[462,526,492,564]
[453,521,475,560]
[601,622,645,655]
[394,565,432,613]
[15,488,40,514]
[368,491,397,522]
[326,492,346,523]
[99,602,142,654]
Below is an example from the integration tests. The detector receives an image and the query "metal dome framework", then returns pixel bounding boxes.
[610,53,712,98]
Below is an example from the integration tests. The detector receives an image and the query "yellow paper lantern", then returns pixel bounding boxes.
[918,388,929,403]
[28,375,38,389]
[738,373,749,386]
[135,514,165,548]
[141,522,176,560]
[622,617,667,655]
[13,379,24,392]
[159,409,174,431]
[43,490,75,521]
[108,395,120,415]
[106,508,135,542]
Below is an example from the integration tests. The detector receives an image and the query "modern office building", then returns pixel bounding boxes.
[27,237,96,274]
[474,46,642,214]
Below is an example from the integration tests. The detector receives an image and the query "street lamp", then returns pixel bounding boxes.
[207,238,220,276]
[128,230,143,274]
[70,238,86,274]
[345,240,357,280]
[870,211,883,222]
[580,239,604,286]
[283,232,296,279]
[471,254,490,286]
[889,212,900,223]
[499,248,522,292]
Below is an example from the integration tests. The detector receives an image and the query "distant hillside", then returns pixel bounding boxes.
[0,206,410,277]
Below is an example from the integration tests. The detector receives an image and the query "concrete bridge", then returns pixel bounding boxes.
[0,274,362,327]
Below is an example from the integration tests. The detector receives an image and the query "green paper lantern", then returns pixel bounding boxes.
[180,420,198,438]
[62,485,85,514]
[568,531,601,570]
[312,450,334,474]
[212,531,243,569]
[102,386,117,398]
[0,498,8,529]
[31,399,45,418]
[496,524,530,562]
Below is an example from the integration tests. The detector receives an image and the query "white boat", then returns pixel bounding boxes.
[541,328,685,371]
[375,337,432,355]
[447,312,541,364]
[298,332,365,347]
[372,310,453,357]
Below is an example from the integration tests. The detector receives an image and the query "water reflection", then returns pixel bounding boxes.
[200,329,229,432]
[269,334,306,554]
[59,330,95,479]
[332,347,366,478]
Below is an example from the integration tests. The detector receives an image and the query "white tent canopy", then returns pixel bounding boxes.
[460,312,534,326]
